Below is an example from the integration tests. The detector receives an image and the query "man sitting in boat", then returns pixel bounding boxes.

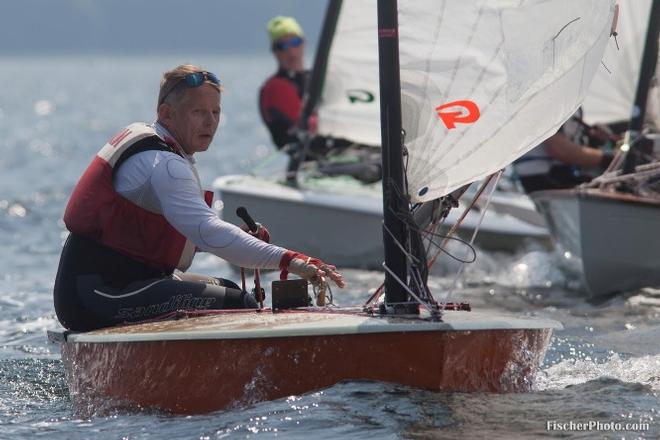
[513,108,616,193]
[259,16,381,184]
[53,64,345,332]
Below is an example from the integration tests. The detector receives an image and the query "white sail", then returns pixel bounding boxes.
[581,0,653,125]
[399,0,616,202]
[316,0,381,146]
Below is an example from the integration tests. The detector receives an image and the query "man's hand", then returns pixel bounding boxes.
[280,251,345,288]
[240,222,271,243]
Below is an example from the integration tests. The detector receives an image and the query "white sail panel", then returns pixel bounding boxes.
[316,0,381,146]
[399,0,616,202]
[581,0,652,125]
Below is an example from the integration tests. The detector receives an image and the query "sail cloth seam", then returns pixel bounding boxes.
[433,2,485,112]
[420,0,448,103]
[410,3,502,184]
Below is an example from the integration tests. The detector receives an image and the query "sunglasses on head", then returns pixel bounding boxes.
[182,71,220,87]
[274,36,304,51]
[160,71,221,104]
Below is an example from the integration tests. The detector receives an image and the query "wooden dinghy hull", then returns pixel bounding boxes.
[51,309,559,414]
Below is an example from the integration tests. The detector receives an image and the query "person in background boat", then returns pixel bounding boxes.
[53,64,345,332]
[513,108,618,194]
[646,68,660,133]
[259,16,381,184]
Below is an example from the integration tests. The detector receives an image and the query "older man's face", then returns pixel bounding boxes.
[164,83,221,155]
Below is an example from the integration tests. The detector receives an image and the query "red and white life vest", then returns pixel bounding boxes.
[63,123,212,272]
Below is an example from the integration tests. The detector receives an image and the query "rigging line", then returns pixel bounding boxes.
[383,218,435,301]
[362,283,384,308]
[423,234,476,264]
[422,187,469,255]
[427,173,495,268]
[382,262,438,316]
[382,221,420,266]
[409,263,436,304]
[424,209,444,256]
[441,169,503,305]
[592,130,653,182]
[590,167,660,186]
[397,209,477,263]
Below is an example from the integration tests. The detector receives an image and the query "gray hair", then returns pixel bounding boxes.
[157,64,222,109]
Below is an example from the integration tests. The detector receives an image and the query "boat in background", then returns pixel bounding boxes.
[532,0,660,296]
[214,0,550,265]
[49,0,617,414]
[215,174,549,269]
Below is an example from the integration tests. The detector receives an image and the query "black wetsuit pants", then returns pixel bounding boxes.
[518,165,592,194]
[54,233,256,332]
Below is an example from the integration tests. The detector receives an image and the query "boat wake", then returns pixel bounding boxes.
[538,352,660,392]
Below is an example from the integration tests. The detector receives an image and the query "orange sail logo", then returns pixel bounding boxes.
[435,100,480,129]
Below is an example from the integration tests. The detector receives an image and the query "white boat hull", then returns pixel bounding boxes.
[214,175,549,268]
[532,189,660,296]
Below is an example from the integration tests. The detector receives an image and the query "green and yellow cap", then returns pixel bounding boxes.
[267,16,304,43]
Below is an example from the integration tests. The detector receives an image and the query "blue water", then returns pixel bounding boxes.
[0,55,658,439]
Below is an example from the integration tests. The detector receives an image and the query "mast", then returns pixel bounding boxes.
[377,0,411,309]
[300,0,342,129]
[287,0,343,180]
[622,0,660,174]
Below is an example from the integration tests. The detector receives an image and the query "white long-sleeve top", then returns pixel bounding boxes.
[113,122,286,270]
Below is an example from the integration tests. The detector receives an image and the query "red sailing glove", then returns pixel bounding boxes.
[240,222,271,243]
[279,250,346,288]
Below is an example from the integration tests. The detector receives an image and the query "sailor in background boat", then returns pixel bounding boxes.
[645,69,660,134]
[259,16,381,184]
[513,108,617,194]
[259,17,317,152]
[54,64,345,332]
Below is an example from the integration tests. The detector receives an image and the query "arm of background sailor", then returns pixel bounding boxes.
[544,132,611,169]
